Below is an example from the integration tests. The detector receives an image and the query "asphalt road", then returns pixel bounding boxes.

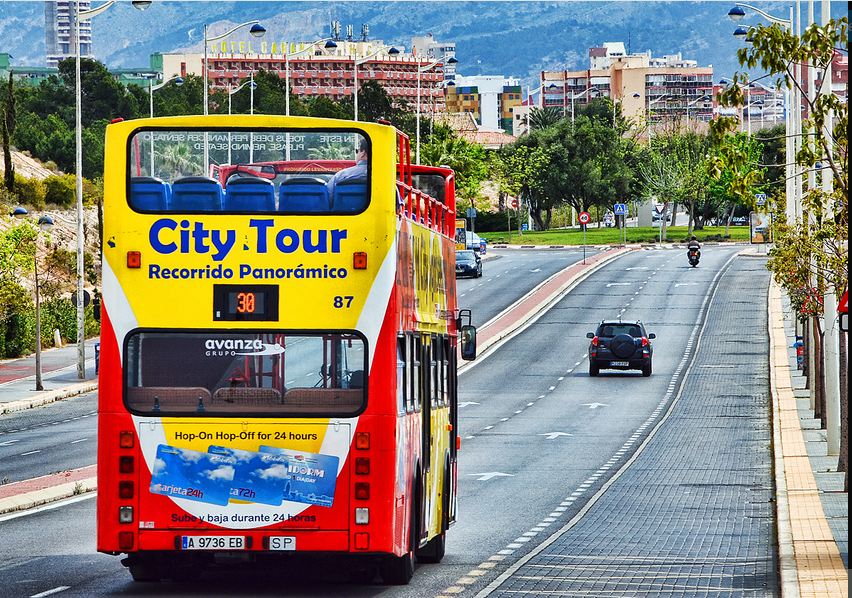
[0,245,756,598]
[0,392,97,484]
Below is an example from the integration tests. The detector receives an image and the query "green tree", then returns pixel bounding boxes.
[713,16,848,484]
[527,107,562,131]
[2,72,16,192]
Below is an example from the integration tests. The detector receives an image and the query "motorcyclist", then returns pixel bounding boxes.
[687,236,701,258]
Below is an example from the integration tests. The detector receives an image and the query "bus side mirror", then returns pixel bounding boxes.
[460,325,476,361]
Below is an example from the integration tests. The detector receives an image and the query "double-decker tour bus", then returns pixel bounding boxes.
[96,114,477,584]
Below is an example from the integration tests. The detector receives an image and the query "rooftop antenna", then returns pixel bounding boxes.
[361,24,369,42]
[346,24,353,41]
[330,20,341,41]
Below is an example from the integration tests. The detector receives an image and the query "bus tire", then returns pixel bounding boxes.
[380,550,414,585]
[416,460,449,563]
[380,479,418,585]
[128,564,160,583]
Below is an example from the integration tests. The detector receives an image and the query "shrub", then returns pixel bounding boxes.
[43,174,76,207]
[13,173,46,209]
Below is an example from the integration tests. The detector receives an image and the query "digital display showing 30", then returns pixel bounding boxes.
[213,284,279,321]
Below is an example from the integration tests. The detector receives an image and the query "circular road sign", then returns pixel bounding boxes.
[511,199,518,208]
[578,211,591,224]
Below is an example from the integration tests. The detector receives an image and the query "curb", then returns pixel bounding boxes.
[0,466,98,515]
[0,380,99,415]
[768,281,848,597]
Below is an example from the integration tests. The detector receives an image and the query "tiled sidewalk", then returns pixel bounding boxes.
[769,282,848,597]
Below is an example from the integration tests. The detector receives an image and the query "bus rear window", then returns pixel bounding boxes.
[124,331,366,417]
[128,129,370,214]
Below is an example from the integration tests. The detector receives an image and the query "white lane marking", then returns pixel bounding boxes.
[70,438,88,444]
[31,587,71,598]
[21,450,41,456]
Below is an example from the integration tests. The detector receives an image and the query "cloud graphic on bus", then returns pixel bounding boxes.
[254,464,290,480]
[203,465,236,482]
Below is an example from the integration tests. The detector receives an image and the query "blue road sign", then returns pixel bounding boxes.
[614,203,627,215]
[755,193,766,206]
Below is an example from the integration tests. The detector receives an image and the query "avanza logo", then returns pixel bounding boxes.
[205,339,264,351]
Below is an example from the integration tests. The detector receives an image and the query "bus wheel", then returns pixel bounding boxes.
[417,468,449,563]
[380,551,414,585]
[415,530,445,563]
[128,564,160,582]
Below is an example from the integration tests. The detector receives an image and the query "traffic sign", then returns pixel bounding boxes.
[511,199,518,208]
[613,203,627,215]
[578,211,591,224]
[755,193,766,206]
[71,289,91,308]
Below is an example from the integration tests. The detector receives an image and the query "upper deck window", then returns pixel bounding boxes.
[128,129,370,215]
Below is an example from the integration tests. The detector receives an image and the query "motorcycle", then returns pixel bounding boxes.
[687,247,700,267]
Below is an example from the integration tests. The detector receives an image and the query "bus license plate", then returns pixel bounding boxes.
[181,536,245,550]
[610,361,629,367]
[268,536,297,551]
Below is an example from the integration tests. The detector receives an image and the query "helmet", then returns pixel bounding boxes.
[691,236,697,241]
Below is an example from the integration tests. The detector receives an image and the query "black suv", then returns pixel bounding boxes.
[586,320,655,377]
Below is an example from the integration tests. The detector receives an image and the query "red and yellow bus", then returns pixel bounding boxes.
[96,115,476,584]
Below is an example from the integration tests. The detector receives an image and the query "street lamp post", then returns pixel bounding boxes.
[202,20,265,173]
[569,87,599,122]
[147,74,183,176]
[685,94,710,128]
[728,3,798,223]
[612,92,641,128]
[283,39,336,116]
[12,208,54,391]
[74,0,150,379]
[203,20,265,116]
[353,46,399,122]
[647,94,672,140]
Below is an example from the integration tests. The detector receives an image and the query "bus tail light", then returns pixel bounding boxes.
[118,506,134,523]
[355,432,370,450]
[127,251,141,268]
[119,481,134,499]
[119,431,134,448]
[355,483,370,500]
[355,508,369,525]
[354,533,369,550]
[353,252,367,269]
[355,457,370,474]
[119,456,134,473]
[118,532,134,550]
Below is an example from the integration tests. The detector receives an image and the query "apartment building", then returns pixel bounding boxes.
[541,43,714,132]
[45,1,93,68]
[444,75,523,133]
[159,38,446,112]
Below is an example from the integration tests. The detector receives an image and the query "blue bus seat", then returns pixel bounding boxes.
[332,178,368,213]
[278,177,329,213]
[224,177,275,211]
[130,176,170,210]
[170,176,224,211]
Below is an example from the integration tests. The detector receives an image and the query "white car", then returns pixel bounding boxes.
[466,232,482,252]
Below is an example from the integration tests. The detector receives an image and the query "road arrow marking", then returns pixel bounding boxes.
[469,472,515,481]
[606,283,632,287]
[0,439,21,446]
[582,403,609,409]
[675,283,698,287]
[459,402,480,408]
[625,267,648,270]
[539,432,573,440]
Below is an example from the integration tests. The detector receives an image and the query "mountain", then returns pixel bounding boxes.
[0,1,847,89]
